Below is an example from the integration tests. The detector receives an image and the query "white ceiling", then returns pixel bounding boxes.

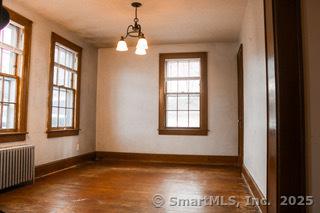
[13,0,248,47]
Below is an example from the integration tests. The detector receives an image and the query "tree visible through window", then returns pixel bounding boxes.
[159,52,208,135]
[47,33,82,138]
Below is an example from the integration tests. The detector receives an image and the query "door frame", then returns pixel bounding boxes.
[264,0,305,212]
[237,44,244,167]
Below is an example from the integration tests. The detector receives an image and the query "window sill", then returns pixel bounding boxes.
[0,132,28,143]
[46,129,80,138]
[158,128,208,136]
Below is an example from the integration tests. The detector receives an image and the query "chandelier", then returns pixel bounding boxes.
[116,2,148,55]
[0,0,10,30]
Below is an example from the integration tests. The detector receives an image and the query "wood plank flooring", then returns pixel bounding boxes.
[0,161,258,212]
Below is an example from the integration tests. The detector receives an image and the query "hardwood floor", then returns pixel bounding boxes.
[0,161,258,212]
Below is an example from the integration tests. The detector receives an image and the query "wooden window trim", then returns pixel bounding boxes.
[0,8,32,143]
[47,33,82,138]
[158,52,208,136]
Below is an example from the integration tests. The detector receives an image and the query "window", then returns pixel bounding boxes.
[159,52,208,135]
[0,9,32,143]
[47,33,82,138]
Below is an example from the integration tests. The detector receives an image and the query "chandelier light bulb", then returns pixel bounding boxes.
[116,37,128,51]
[136,34,148,50]
[135,47,147,55]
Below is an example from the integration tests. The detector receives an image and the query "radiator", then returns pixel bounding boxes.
[0,145,35,190]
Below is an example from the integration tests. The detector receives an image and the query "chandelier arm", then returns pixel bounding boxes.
[125,24,143,38]
[124,25,134,38]
[137,24,142,36]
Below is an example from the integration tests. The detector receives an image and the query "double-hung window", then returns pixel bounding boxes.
[0,8,32,142]
[47,33,82,138]
[159,52,208,135]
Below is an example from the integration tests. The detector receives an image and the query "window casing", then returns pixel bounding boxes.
[47,33,82,138]
[0,8,32,143]
[159,52,208,135]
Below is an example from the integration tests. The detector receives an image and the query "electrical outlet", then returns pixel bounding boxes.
[76,143,80,151]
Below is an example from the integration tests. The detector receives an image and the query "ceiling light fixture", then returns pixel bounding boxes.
[116,2,148,55]
[0,0,10,30]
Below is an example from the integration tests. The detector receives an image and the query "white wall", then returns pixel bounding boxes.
[96,43,239,156]
[0,0,98,165]
[301,0,320,212]
[239,0,267,196]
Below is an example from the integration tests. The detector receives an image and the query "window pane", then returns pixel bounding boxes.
[178,80,188,93]
[166,61,177,77]
[189,111,200,127]
[189,80,200,93]
[66,51,74,69]
[66,108,73,127]
[3,78,16,103]
[53,66,58,85]
[51,107,58,127]
[59,48,66,65]
[58,107,65,127]
[57,68,64,86]
[2,104,15,129]
[2,104,8,128]
[54,46,59,63]
[74,55,78,70]
[178,61,188,77]
[166,94,177,110]
[2,24,18,48]
[73,73,77,89]
[166,111,177,127]
[59,88,66,107]
[0,77,3,101]
[177,111,188,127]
[1,50,16,75]
[8,104,15,129]
[189,94,200,110]
[189,60,200,77]
[66,90,74,108]
[52,87,59,107]
[178,95,188,110]
[166,80,177,93]
[65,70,72,88]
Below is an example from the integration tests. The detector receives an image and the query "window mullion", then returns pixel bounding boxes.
[187,61,190,127]
[63,51,67,87]
[0,49,2,71]
[176,62,179,127]
[57,88,60,128]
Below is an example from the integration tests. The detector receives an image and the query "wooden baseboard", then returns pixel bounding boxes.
[35,152,96,178]
[241,165,267,213]
[96,151,239,166]
[35,151,239,178]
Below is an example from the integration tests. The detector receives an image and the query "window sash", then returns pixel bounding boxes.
[158,52,208,135]
[164,59,201,128]
[0,21,24,131]
[50,43,77,129]
[47,33,82,138]
[0,8,32,142]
